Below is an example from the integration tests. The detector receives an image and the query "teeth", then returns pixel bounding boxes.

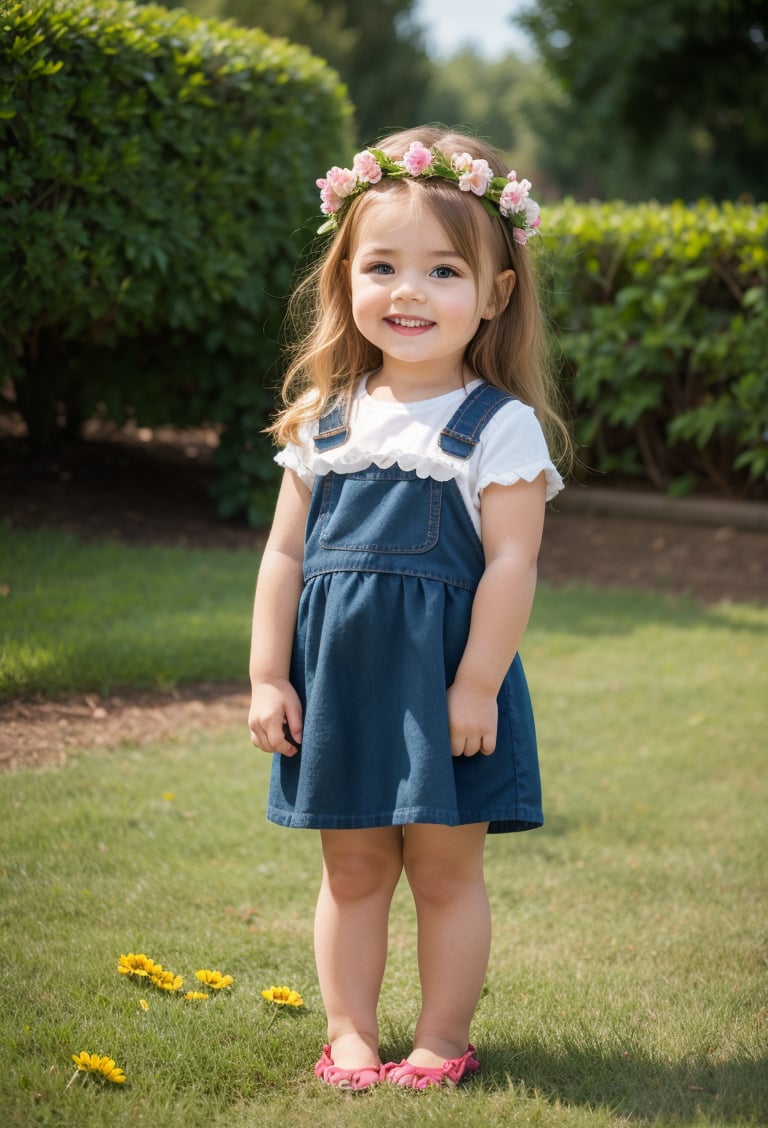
[391,317,430,327]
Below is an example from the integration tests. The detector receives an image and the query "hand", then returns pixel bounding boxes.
[248,679,303,757]
[446,680,497,757]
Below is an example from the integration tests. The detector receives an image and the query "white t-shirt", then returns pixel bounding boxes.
[275,378,564,536]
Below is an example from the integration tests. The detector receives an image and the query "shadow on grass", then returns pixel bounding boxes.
[480,1039,767,1123]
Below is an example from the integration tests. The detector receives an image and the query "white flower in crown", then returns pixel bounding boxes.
[499,174,532,217]
[450,153,494,196]
[523,197,541,229]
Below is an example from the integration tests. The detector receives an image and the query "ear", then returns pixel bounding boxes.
[481,269,516,320]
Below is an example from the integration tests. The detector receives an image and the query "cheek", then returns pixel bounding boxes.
[349,279,380,336]
[351,275,383,313]
[349,281,365,320]
[446,283,485,324]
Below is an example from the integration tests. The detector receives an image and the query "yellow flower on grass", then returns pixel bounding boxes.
[150,968,183,992]
[71,1052,126,1084]
[195,969,234,990]
[184,991,210,1001]
[117,953,159,978]
[139,999,149,1012]
[261,985,304,1007]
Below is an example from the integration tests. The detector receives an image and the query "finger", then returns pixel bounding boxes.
[265,718,299,758]
[451,735,467,758]
[283,699,304,747]
[480,733,496,756]
[249,725,273,753]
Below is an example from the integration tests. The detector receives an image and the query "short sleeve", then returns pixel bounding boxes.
[274,423,319,490]
[474,401,564,504]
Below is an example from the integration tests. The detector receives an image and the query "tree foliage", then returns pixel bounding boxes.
[178,0,432,145]
[516,0,768,200]
[420,49,550,187]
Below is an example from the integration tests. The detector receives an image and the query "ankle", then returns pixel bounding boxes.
[408,1036,468,1068]
[328,1028,380,1068]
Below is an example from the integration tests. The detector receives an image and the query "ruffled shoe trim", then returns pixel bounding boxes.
[382,1045,480,1088]
[314,1045,384,1091]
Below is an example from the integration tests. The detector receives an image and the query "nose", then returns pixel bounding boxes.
[391,275,425,302]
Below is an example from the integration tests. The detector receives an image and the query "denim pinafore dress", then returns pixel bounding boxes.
[267,383,543,834]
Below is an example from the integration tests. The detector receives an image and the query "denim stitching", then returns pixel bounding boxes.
[438,385,515,457]
[318,476,442,554]
[314,400,348,450]
[303,563,478,592]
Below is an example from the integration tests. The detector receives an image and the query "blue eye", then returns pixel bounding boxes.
[431,265,458,279]
[370,263,394,275]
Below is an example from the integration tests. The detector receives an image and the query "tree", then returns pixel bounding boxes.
[420,48,559,197]
[516,0,768,200]
[177,0,433,145]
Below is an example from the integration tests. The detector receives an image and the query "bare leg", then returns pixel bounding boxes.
[314,826,403,1069]
[402,822,490,1067]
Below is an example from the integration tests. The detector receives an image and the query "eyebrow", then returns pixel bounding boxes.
[359,247,466,259]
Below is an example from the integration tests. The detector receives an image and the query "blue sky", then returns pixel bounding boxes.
[415,0,532,59]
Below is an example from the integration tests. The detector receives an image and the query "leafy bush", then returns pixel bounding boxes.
[542,200,768,497]
[0,0,350,522]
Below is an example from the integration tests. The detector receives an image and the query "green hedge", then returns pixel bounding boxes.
[3,5,765,514]
[543,200,768,497]
[0,0,350,522]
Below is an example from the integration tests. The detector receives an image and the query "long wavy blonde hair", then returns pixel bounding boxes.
[269,126,570,466]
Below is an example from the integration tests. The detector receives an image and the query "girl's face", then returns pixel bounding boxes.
[347,192,513,392]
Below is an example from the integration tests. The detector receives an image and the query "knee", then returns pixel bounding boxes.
[324,850,402,903]
[403,854,479,908]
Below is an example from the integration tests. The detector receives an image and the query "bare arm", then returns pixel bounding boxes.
[447,474,546,757]
[248,469,311,757]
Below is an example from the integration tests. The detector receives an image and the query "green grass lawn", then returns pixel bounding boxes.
[0,526,258,699]
[1,525,766,1125]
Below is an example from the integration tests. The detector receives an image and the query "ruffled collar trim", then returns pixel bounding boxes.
[281,443,468,483]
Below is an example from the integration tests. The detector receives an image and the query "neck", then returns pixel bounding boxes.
[367,361,472,403]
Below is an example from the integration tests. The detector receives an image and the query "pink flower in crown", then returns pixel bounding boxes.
[403,141,435,175]
[325,165,358,199]
[512,226,529,245]
[317,165,360,215]
[456,158,494,196]
[317,178,343,215]
[352,150,383,184]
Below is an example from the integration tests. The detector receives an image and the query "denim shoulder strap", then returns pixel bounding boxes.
[439,384,516,460]
[313,398,349,452]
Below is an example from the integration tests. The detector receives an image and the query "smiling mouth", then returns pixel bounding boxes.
[387,316,434,328]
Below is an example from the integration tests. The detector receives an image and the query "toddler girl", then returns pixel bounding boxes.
[248,126,568,1090]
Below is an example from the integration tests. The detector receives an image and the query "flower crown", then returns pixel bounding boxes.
[316,140,541,244]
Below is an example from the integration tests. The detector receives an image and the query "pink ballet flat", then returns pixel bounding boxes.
[314,1044,383,1091]
[382,1045,480,1089]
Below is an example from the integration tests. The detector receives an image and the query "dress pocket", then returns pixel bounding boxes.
[319,470,442,554]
